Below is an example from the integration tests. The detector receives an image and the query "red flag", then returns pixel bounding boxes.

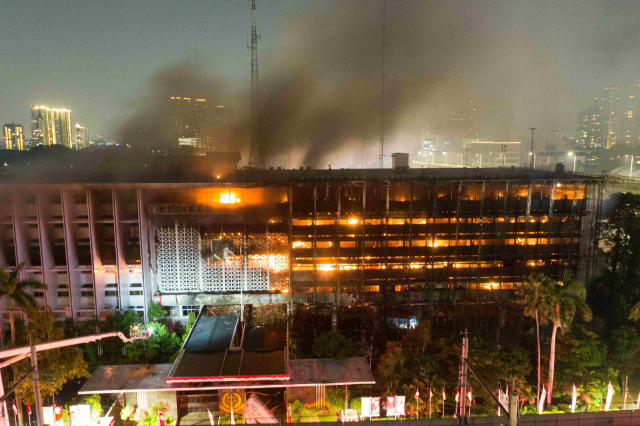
[429,389,433,401]
[27,405,31,415]
[12,401,17,415]
[442,388,446,401]
[467,389,472,403]
[414,389,419,399]
[455,388,459,402]
[158,411,165,426]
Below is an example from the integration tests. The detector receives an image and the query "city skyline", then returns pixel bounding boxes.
[2,1,640,158]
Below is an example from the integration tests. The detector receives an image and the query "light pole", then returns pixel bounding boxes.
[529,128,536,168]
[568,152,576,172]
[627,155,635,178]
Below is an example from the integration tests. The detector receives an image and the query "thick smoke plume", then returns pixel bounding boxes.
[116,1,640,168]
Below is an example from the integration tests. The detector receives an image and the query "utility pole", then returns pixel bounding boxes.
[30,346,43,426]
[248,0,264,169]
[458,330,468,422]
[624,376,629,410]
[0,331,146,426]
[529,128,536,169]
[509,391,518,426]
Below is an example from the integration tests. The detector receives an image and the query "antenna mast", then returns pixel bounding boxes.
[379,0,386,169]
[248,0,264,169]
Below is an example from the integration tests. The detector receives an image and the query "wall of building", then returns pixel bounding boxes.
[0,175,600,322]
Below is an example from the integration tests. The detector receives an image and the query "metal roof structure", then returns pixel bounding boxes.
[78,357,375,394]
[167,309,289,383]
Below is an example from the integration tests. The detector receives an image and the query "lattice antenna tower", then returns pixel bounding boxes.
[248,0,264,168]
[379,0,386,169]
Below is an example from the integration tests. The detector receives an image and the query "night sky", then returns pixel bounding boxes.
[1,0,639,153]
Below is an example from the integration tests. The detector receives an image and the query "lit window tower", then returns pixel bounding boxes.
[30,105,72,148]
[3,123,25,150]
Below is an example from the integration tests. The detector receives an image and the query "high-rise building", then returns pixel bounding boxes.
[620,84,640,147]
[577,105,603,149]
[577,85,640,149]
[30,105,72,148]
[3,123,25,150]
[74,124,89,150]
[170,97,209,147]
[424,100,480,152]
[602,85,622,149]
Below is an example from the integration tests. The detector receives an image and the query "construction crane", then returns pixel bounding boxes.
[0,328,147,426]
[248,0,264,169]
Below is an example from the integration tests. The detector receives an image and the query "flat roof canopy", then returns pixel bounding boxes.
[78,357,375,394]
[167,311,289,382]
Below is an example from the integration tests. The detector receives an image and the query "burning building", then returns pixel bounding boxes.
[0,151,602,322]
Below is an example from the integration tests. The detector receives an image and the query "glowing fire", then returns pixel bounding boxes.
[219,192,241,204]
[248,254,288,273]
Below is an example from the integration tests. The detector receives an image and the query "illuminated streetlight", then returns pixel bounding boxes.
[625,154,635,178]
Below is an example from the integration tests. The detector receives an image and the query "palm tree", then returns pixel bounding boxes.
[0,263,47,342]
[516,273,553,409]
[546,273,592,405]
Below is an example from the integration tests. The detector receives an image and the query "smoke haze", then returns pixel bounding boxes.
[115,0,640,167]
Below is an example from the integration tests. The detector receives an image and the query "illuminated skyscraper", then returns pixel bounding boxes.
[30,105,72,148]
[74,124,90,150]
[621,84,640,147]
[577,85,640,149]
[3,123,24,150]
[170,97,209,148]
[602,85,622,149]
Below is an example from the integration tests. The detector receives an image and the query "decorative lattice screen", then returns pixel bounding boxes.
[155,223,288,293]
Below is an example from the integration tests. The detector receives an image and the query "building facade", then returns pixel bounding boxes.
[577,84,640,149]
[30,105,72,148]
[2,123,24,151]
[74,124,90,150]
[0,168,601,323]
[170,97,209,147]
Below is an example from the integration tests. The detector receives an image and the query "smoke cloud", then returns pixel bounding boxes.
[115,0,640,168]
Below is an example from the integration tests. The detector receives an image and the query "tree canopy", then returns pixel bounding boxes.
[9,308,89,404]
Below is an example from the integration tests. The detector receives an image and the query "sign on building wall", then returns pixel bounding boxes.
[219,389,246,415]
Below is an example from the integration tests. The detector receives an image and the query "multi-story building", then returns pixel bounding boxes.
[620,84,640,147]
[74,124,90,150]
[30,105,72,148]
[577,84,640,149]
[602,85,622,149]
[170,97,209,147]
[0,152,601,323]
[3,123,25,151]
[423,100,480,152]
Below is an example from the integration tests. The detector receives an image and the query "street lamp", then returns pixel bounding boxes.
[567,152,576,172]
[626,154,635,178]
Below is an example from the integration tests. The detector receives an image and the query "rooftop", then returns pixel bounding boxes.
[167,307,289,383]
[0,146,597,185]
